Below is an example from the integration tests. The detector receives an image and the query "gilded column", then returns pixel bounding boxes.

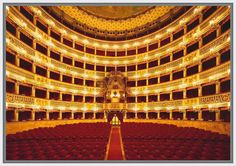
[82,112,85,119]
[198,62,202,72]
[14,109,19,121]
[183,68,187,77]
[146,112,149,119]
[157,111,161,119]
[31,110,35,121]
[183,110,187,120]
[216,53,221,65]
[16,56,20,67]
[170,92,173,100]
[169,110,173,120]
[216,81,220,94]
[58,111,62,120]
[59,92,62,100]
[135,112,138,119]
[183,89,187,99]
[198,86,202,97]
[124,111,127,119]
[46,90,50,100]
[93,112,96,119]
[198,110,203,121]
[71,111,74,120]
[46,111,50,120]
[16,27,21,39]
[215,109,221,121]
[15,82,19,94]
[32,86,35,97]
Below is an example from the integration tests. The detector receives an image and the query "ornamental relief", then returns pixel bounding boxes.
[184,75,199,84]
[35,98,49,106]
[183,98,198,106]
[6,94,34,105]
[199,93,230,104]
[183,52,197,63]
[35,75,48,84]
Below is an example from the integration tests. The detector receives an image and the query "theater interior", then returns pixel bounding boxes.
[5,5,232,161]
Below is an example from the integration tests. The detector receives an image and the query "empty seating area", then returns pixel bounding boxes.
[121,123,230,160]
[6,123,111,160]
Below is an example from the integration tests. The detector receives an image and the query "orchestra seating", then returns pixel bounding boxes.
[121,123,230,160]
[6,123,111,160]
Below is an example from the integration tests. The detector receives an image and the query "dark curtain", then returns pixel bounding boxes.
[107,111,123,123]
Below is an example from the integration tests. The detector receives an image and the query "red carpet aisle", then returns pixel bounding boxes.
[106,127,124,160]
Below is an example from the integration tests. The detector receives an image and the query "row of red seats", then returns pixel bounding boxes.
[121,123,230,160]
[6,123,111,160]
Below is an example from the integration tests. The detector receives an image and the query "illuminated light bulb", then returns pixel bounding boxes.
[82,106,87,111]
[72,90,78,93]
[48,106,53,110]
[83,90,88,95]
[61,87,66,91]
[113,45,119,49]
[123,43,130,48]
[193,7,199,14]
[113,61,118,65]
[155,107,160,111]
[133,90,138,95]
[155,34,160,39]
[50,63,54,68]
[155,89,159,93]
[83,56,88,61]
[103,60,109,64]
[144,73,149,77]
[6,71,10,76]
[71,107,77,111]
[93,42,99,47]
[72,35,78,40]
[155,71,160,75]
[6,6,9,11]
[21,22,27,28]
[6,38,10,44]
[58,106,65,110]
[209,76,214,80]
[102,44,109,49]
[144,89,149,94]
[82,39,89,44]
[144,39,151,44]
[167,28,173,33]
[179,18,186,25]
[209,20,215,25]
[83,73,88,78]
[227,102,230,107]
[93,107,98,112]
[48,20,55,27]
[208,105,213,109]
[144,107,148,111]
[60,68,66,72]
[123,60,128,64]
[227,69,230,74]
[48,41,55,48]
[227,37,230,42]
[133,42,140,47]
[94,91,98,95]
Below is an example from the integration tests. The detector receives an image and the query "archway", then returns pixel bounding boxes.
[107,110,124,123]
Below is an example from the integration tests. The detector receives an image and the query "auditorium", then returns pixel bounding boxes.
[4,4,232,162]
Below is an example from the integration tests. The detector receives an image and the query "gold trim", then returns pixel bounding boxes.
[104,126,112,160]
[118,127,126,160]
